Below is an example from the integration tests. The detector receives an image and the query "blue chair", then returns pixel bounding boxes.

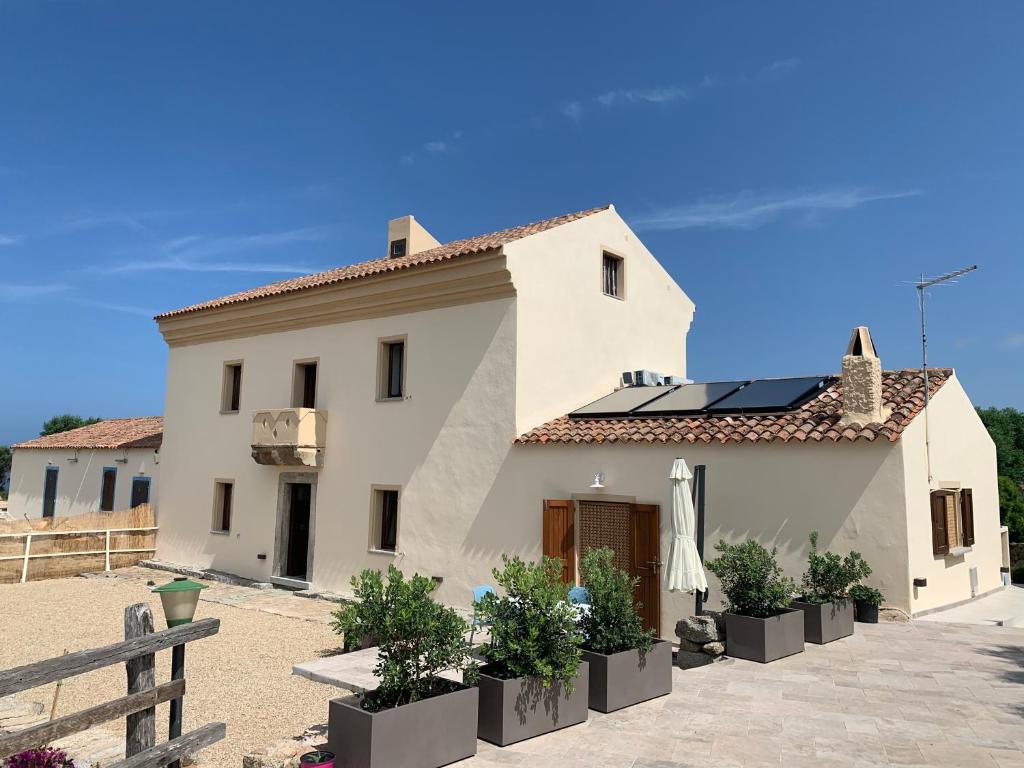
[469,585,496,646]
[568,586,591,605]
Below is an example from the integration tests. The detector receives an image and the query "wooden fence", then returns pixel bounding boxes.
[0,506,157,583]
[0,603,224,767]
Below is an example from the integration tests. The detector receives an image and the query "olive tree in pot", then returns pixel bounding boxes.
[705,539,803,663]
[790,531,872,644]
[326,566,479,768]
[578,547,669,713]
[472,555,587,746]
[849,584,884,624]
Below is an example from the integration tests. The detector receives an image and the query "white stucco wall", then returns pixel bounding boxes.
[7,447,159,519]
[901,374,1002,614]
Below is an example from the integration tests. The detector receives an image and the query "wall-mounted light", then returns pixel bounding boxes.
[589,472,606,489]
[67,450,79,464]
[913,577,928,588]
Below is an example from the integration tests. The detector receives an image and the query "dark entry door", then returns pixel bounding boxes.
[630,504,661,636]
[42,467,59,518]
[286,483,311,579]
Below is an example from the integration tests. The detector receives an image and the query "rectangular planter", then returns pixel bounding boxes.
[791,599,854,644]
[472,662,589,746]
[582,638,672,713]
[326,682,478,768]
[725,609,804,663]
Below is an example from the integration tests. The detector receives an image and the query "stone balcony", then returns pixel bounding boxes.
[251,408,327,467]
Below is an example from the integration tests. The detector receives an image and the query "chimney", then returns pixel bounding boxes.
[386,215,441,259]
[839,326,891,426]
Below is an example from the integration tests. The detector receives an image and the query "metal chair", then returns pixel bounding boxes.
[568,586,591,605]
[469,584,495,646]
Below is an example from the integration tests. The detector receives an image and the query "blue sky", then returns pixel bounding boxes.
[1,2,1022,444]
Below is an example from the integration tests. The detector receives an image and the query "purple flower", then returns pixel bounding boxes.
[5,747,75,768]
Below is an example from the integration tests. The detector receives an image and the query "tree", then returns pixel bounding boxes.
[999,476,1024,543]
[40,414,101,437]
[977,407,1024,486]
[0,444,10,500]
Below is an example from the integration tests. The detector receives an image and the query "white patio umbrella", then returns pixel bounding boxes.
[665,458,708,593]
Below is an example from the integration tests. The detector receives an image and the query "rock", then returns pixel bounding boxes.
[677,637,704,653]
[676,650,713,669]
[676,615,720,644]
[702,641,726,656]
[705,610,728,636]
[243,739,316,768]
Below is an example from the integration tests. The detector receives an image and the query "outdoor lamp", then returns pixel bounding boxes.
[152,576,207,627]
[589,472,606,489]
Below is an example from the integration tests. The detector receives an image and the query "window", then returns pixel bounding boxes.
[602,252,623,298]
[222,362,243,413]
[100,467,117,512]
[930,488,975,555]
[292,361,318,409]
[390,238,407,258]
[378,338,406,400]
[42,466,59,518]
[371,488,400,552]
[213,480,234,533]
[130,476,152,508]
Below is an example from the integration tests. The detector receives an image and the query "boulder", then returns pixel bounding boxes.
[677,637,704,653]
[242,739,316,768]
[675,615,720,644]
[702,641,726,657]
[676,650,713,669]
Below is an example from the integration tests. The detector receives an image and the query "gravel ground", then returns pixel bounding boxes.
[0,571,341,767]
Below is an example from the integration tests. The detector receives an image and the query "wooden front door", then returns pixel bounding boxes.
[286,483,311,579]
[630,504,661,636]
[543,499,576,584]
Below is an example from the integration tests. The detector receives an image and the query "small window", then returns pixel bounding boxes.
[293,361,318,409]
[222,362,243,413]
[130,476,152,508]
[390,238,407,258]
[930,487,975,555]
[378,338,406,400]
[213,480,233,533]
[100,467,117,512]
[602,253,623,298]
[371,488,399,552]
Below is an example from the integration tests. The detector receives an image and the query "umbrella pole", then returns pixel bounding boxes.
[693,464,707,615]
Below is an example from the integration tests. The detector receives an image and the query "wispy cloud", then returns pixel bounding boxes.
[0,234,23,246]
[59,213,150,234]
[72,299,158,318]
[595,86,687,107]
[0,283,69,301]
[1006,333,1024,349]
[758,57,801,80]
[402,130,465,164]
[561,101,583,122]
[631,187,922,231]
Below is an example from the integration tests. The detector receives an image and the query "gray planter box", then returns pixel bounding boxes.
[725,609,804,663]
[472,662,589,746]
[582,639,672,713]
[326,682,478,768]
[791,599,854,644]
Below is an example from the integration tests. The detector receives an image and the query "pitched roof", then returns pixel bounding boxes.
[516,369,952,446]
[13,417,164,451]
[156,205,611,319]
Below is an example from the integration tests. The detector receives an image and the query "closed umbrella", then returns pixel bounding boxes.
[665,458,708,593]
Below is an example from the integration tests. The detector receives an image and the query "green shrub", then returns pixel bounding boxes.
[578,547,653,655]
[800,531,872,603]
[998,476,1024,543]
[476,555,583,689]
[1012,562,1024,585]
[705,539,795,619]
[848,584,884,607]
[331,565,476,712]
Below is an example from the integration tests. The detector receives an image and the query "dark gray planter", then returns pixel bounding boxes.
[854,600,879,623]
[472,662,589,746]
[582,638,672,713]
[725,609,804,663]
[326,682,478,768]
[791,599,855,644]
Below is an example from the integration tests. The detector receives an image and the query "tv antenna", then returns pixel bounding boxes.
[917,264,977,484]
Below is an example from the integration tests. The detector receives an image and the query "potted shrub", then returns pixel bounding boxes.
[849,584,884,624]
[578,547,670,712]
[790,532,871,644]
[326,565,479,768]
[472,555,587,746]
[705,539,804,663]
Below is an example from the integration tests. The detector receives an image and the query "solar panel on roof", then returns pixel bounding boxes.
[705,376,830,413]
[633,381,748,415]
[570,385,676,417]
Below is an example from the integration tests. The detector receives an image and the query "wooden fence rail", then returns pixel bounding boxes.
[0,526,159,583]
[0,605,223,767]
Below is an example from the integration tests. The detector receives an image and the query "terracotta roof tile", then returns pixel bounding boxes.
[156,205,611,319]
[516,369,951,446]
[13,417,163,450]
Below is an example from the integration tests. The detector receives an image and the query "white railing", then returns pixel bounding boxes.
[0,526,159,583]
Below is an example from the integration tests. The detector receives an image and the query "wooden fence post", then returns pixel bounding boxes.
[105,530,112,572]
[21,534,31,583]
[124,603,155,757]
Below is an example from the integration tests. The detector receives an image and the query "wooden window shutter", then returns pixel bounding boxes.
[930,491,949,555]
[960,489,975,547]
[542,499,576,585]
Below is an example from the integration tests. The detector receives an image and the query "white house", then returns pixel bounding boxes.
[152,205,999,634]
[8,418,162,519]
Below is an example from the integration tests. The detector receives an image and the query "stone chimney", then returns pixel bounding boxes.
[386,215,441,259]
[839,326,891,426]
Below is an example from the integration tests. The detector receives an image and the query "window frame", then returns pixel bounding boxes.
[212,479,234,535]
[221,361,244,414]
[130,476,152,508]
[368,485,401,554]
[291,358,320,409]
[376,336,408,402]
[99,466,117,512]
[930,487,975,556]
[390,238,408,258]
[42,465,59,518]
[601,250,625,300]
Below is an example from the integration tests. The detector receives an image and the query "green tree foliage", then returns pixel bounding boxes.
[40,414,101,437]
[705,539,795,619]
[476,555,583,689]
[799,531,872,603]
[331,565,476,712]
[998,476,1024,542]
[0,444,11,498]
[977,407,1024,486]
[578,547,653,655]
